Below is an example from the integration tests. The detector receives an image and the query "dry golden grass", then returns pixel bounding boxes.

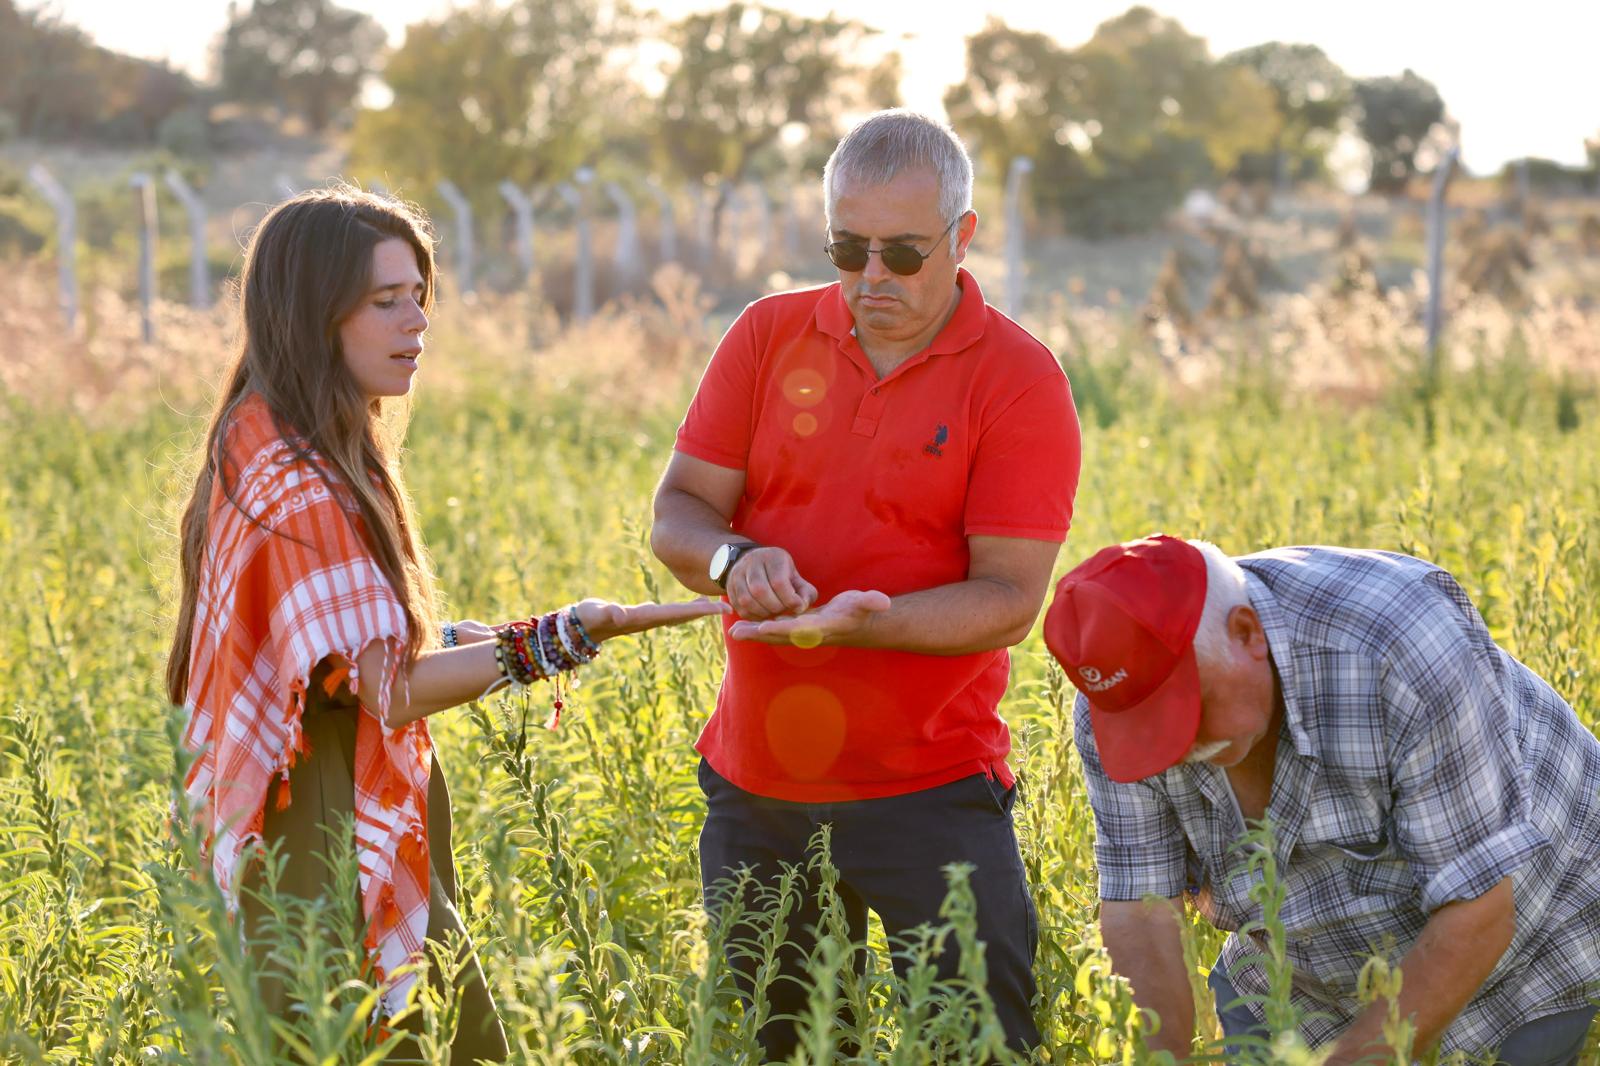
[7,251,1598,427]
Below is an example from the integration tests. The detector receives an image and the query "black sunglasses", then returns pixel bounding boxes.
[824,215,963,276]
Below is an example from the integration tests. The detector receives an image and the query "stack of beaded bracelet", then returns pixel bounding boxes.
[491,606,602,729]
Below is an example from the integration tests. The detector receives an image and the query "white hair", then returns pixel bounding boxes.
[1187,539,1251,672]
[823,109,974,253]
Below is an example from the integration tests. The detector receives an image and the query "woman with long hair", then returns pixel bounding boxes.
[167,184,724,1058]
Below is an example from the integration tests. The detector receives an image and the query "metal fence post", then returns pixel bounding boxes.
[1424,146,1462,380]
[26,164,78,331]
[499,180,536,283]
[556,172,595,322]
[695,182,716,267]
[605,181,640,288]
[1003,157,1034,320]
[722,184,746,273]
[130,172,158,342]
[646,180,677,265]
[435,180,475,295]
[164,169,211,309]
[746,182,770,243]
[781,185,801,261]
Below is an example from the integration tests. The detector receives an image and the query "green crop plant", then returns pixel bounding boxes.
[0,295,1596,1064]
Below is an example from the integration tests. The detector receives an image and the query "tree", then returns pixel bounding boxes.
[1222,42,1352,181]
[657,3,898,195]
[1066,7,1278,177]
[0,2,105,138]
[1354,69,1445,193]
[349,0,635,206]
[218,0,385,132]
[0,0,197,142]
[945,9,1279,237]
[943,20,1073,170]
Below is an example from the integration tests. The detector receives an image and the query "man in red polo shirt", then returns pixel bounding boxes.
[651,109,1080,1056]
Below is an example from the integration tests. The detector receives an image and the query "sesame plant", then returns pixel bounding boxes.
[1,285,1597,1064]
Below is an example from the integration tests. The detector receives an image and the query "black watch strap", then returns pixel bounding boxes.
[714,542,763,589]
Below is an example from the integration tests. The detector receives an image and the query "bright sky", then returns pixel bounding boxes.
[50,0,1600,174]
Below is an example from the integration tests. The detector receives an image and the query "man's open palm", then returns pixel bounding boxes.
[727,590,891,646]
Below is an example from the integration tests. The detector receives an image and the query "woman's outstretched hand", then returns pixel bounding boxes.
[573,596,730,643]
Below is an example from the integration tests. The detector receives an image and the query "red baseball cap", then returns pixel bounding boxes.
[1043,535,1207,783]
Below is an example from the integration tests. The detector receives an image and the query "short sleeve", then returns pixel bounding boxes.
[1075,693,1188,901]
[675,305,761,470]
[1384,600,1549,914]
[964,372,1081,541]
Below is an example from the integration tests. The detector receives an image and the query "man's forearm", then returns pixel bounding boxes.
[841,577,1041,656]
[652,502,1041,651]
[1326,877,1515,1065]
[650,487,735,596]
[1101,899,1194,1057]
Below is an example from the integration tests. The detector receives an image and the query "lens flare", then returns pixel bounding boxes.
[788,623,824,649]
[782,368,826,408]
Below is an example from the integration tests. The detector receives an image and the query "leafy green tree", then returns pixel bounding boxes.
[0,0,26,132]
[657,3,898,197]
[1070,7,1279,176]
[0,0,197,142]
[0,2,106,138]
[350,0,635,207]
[944,20,1078,170]
[218,0,385,132]
[946,8,1278,237]
[1354,69,1445,193]
[1222,42,1352,181]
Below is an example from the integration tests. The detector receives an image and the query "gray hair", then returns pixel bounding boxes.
[1187,539,1251,671]
[823,109,974,252]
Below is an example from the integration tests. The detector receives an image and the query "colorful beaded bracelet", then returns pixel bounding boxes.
[488,608,605,729]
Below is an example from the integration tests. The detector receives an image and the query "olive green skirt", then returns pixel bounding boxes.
[239,679,509,1062]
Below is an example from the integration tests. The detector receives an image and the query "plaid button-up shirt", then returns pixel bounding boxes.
[1075,546,1600,1054]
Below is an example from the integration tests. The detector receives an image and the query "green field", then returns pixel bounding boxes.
[2,305,1597,1063]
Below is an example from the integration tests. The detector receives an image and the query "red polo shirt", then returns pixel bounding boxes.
[676,268,1081,802]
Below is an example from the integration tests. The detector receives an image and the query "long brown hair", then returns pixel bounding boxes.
[166,184,441,705]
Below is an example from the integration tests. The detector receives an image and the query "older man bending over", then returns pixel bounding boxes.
[1045,535,1600,1064]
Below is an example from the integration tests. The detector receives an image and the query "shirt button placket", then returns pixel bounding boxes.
[852,385,886,437]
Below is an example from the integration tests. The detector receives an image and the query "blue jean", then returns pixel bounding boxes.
[1208,962,1596,1066]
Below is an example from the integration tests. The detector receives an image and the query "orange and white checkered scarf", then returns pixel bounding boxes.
[180,392,432,1013]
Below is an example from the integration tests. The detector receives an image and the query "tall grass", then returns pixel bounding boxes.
[1,279,1597,1063]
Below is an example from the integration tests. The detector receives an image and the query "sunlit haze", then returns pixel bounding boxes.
[48,0,1600,174]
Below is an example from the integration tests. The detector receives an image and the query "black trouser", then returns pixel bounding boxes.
[697,758,1040,1059]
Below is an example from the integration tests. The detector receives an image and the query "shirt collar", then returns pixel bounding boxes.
[1244,570,1317,760]
[814,267,989,356]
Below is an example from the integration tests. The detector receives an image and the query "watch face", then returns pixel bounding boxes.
[710,543,733,582]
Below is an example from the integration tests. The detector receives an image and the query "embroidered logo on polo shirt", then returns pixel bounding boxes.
[923,423,949,458]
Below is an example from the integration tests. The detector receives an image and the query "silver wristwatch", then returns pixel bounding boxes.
[709,542,762,589]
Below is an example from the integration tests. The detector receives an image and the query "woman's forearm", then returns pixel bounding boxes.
[355,638,517,727]
[348,597,726,726]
